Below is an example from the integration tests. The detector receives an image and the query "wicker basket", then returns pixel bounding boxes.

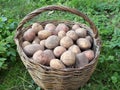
[14,5,101,90]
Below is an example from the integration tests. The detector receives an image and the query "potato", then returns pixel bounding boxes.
[22,41,31,48]
[53,46,66,57]
[77,38,91,50]
[32,37,40,44]
[60,36,73,48]
[32,23,43,33]
[68,45,81,54]
[32,50,45,64]
[75,53,89,68]
[75,28,87,38]
[23,44,44,57]
[38,30,52,40]
[86,36,93,43]
[43,50,55,65]
[45,23,56,34]
[72,24,80,30]
[83,50,94,61]
[45,35,60,49]
[40,40,45,47]
[23,28,36,42]
[66,30,78,40]
[55,23,69,34]
[50,59,65,69]
[61,51,75,66]
[32,50,55,65]
[58,30,66,39]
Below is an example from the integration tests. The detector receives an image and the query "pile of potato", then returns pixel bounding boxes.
[22,23,95,69]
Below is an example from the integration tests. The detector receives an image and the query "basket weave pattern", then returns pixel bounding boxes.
[15,6,101,90]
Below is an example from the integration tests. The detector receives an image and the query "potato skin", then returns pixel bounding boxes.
[53,46,66,57]
[58,30,66,39]
[32,37,40,44]
[23,44,44,57]
[55,23,69,34]
[75,53,89,68]
[61,51,75,66]
[75,28,87,38]
[60,36,73,48]
[32,50,46,64]
[43,50,55,65]
[32,50,55,65]
[72,24,80,30]
[68,45,81,54]
[45,35,60,49]
[32,23,43,33]
[86,36,93,43]
[40,40,45,47]
[66,30,78,40]
[22,41,31,48]
[50,59,65,69]
[77,38,91,50]
[23,28,36,42]
[83,50,94,61]
[38,30,52,40]
[45,23,56,34]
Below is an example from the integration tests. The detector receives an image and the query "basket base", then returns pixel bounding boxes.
[29,70,88,90]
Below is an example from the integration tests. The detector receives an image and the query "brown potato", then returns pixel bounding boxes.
[32,50,55,65]
[22,41,31,48]
[58,30,66,39]
[23,44,44,57]
[55,23,69,34]
[68,45,81,54]
[77,38,91,50]
[43,50,55,65]
[60,36,73,48]
[32,50,45,64]
[75,53,89,68]
[72,24,80,30]
[53,46,66,57]
[45,23,56,34]
[61,51,75,66]
[66,30,78,40]
[50,59,65,69]
[38,30,52,40]
[75,28,87,38]
[32,37,40,44]
[23,28,36,42]
[40,40,45,47]
[32,23,43,33]
[45,35,60,49]
[83,50,94,61]
[86,36,93,43]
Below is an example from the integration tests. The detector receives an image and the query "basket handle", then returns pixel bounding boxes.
[17,5,98,38]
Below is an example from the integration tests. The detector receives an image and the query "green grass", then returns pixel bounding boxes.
[0,60,39,90]
[0,61,29,89]
[0,0,120,90]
